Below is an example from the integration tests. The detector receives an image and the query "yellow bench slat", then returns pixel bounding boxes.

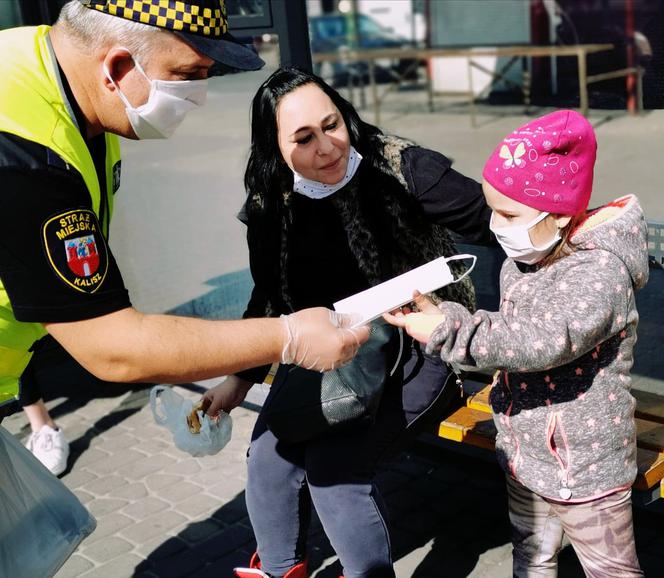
[633,448,664,491]
[439,405,664,491]
[463,384,664,454]
[438,406,496,451]
[466,385,491,414]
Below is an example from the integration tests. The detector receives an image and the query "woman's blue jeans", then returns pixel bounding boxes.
[245,342,454,578]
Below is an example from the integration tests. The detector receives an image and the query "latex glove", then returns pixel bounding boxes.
[281,307,370,372]
[383,291,444,344]
[202,375,253,416]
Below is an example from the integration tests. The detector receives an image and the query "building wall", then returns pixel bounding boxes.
[358,0,425,44]
[429,0,531,95]
[0,1,22,29]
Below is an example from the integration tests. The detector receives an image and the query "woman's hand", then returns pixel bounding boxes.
[202,375,254,416]
[383,291,445,344]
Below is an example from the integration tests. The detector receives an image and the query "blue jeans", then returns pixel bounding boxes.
[246,342,454,578]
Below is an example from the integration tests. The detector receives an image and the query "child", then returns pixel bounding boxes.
[386,110,647,577]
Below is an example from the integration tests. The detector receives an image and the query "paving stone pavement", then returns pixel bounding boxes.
[3,381,664,578]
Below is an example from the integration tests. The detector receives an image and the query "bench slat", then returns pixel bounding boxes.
[466,385,491,414]
[634,448,664,491]
[463,384,664,454]
[438,406,496,451]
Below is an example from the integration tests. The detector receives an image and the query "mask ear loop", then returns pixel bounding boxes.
[130,55,151,81]
[441,253,477,396]
[104,62,133,109]
[444,254,477,283]
[103,47,150,110]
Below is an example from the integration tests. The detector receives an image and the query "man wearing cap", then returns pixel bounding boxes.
[0,0,369,455]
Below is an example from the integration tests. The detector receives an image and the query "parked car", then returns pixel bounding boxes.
[309,13,418,86]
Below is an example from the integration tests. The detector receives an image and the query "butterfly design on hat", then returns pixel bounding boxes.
[499,142,526,169]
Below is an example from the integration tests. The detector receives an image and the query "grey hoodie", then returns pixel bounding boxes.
[427,195,649,502]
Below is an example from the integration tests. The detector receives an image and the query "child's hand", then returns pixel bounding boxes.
[384,311,446,343]
[384,291,445,343]
[202,375,254,416]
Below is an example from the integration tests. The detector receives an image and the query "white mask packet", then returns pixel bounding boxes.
[334,254,477,328]
[104,52,208,139]
[490,211,561,265]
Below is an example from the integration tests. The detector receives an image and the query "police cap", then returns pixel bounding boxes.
[78,0,264,72]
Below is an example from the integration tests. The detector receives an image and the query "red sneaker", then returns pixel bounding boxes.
[233,569,269,578]
[234,553,308,578]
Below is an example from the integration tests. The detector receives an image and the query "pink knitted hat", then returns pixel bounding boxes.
[482,110,597,216]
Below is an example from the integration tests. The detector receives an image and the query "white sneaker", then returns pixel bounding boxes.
[25,425,70,476]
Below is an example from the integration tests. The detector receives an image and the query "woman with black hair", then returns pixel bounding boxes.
[203,68,492,578]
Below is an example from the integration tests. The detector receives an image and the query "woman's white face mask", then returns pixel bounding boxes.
[490,211,561,265]
[104,52,208,139]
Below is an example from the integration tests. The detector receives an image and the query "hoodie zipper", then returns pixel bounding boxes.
[546,411,573,499]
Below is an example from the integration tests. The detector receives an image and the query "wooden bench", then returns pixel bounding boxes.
[436,371,664,505]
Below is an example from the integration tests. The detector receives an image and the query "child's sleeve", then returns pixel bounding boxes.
[426,255,632,372]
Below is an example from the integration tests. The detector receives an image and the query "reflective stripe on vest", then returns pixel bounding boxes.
[0,26,121,406]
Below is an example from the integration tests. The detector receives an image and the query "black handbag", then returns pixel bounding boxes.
[262,320,404,443]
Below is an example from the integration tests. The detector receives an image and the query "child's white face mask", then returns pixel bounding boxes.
[490,211,561,265]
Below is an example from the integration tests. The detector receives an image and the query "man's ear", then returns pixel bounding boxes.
[553,214,572,229]
[102,47,135,91]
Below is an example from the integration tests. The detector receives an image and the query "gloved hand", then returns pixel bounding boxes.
[280,307,370,372]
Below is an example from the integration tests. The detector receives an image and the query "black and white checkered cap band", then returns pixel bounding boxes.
[80,0,228,37]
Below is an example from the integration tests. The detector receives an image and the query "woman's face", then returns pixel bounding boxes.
[482,179,569,247]
[276,83,351,185]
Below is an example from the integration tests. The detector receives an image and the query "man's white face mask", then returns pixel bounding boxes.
[104,51,208,139]
[489,211,561,265]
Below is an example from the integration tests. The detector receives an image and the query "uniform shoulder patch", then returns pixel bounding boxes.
[42,209,109,294]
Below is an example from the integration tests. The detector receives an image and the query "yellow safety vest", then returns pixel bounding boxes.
[0,26,121,407]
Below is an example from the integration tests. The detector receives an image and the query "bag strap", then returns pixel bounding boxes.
[388,328,405,377]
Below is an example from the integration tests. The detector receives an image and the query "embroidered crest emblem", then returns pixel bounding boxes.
[65,235,99,277]
[42,209,108,293]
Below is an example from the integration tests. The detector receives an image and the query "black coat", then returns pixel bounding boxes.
[237,134,492,384]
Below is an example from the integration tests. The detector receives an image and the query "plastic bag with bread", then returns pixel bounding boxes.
[150,386,232,456]
[186,401,206,434]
